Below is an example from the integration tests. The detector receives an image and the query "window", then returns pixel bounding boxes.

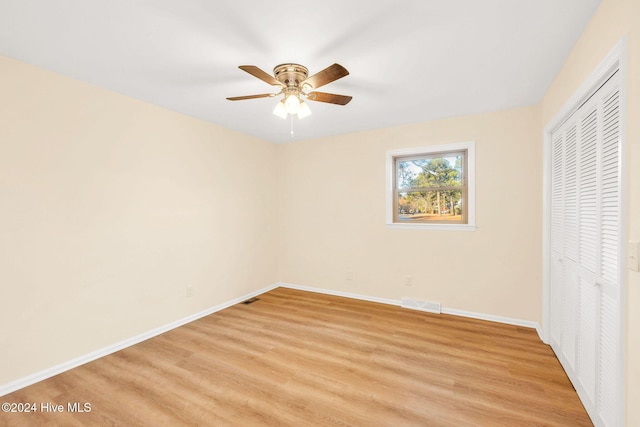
[386,142,475,230]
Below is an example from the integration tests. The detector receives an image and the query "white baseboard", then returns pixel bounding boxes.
[278,282,402,306]
[441,307,543,338]
[2,281,543,397]
[278,282,543,340]
[0,283,279,397]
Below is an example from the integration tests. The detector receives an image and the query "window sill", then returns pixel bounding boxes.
[385,222,477,231]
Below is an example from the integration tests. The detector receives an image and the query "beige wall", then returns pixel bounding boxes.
[0,56,279,385]
[540,0,639,423]
[278,106,542,323]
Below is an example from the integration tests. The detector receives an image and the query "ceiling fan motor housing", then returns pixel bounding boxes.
[273,64,309,88]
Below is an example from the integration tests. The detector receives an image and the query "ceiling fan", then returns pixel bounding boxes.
[227,63,352,119]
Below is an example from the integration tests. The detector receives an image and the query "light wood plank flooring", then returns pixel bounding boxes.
[1,287,591,426]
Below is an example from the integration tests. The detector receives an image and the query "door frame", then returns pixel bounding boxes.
[541,37,628,424]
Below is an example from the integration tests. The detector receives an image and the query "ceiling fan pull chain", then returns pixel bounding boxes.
[290,114,294,138]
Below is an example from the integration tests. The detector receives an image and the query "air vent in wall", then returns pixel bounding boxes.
[401,298,441,314]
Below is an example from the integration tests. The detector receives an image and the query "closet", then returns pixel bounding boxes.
[548,70,622,427]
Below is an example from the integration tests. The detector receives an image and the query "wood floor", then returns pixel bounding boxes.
[2,288,591,426]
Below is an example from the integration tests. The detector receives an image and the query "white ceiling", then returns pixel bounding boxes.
[0,0,601,143]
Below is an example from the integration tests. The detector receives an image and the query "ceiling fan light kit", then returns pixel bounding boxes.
[272,100,288,119]
[227,63,352,121]
[297,102,312,119]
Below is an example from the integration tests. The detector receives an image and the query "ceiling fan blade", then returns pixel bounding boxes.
[238,65,284,87]
[306,91,352,105]
[226,93,276,101]
[302,63,349,90]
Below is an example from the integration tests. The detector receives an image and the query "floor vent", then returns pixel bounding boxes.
[401,298,441,314]
[242,297,260,305]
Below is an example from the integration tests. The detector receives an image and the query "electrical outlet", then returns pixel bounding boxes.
[405,275,413,286]
[346,269,353,280]
[186,286,194,297]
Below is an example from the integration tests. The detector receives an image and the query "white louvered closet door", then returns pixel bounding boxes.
[549,71,621,427]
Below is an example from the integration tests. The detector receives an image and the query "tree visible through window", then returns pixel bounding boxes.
[394,150,467,224]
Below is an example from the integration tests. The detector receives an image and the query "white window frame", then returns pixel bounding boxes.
[386,142,476,231]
